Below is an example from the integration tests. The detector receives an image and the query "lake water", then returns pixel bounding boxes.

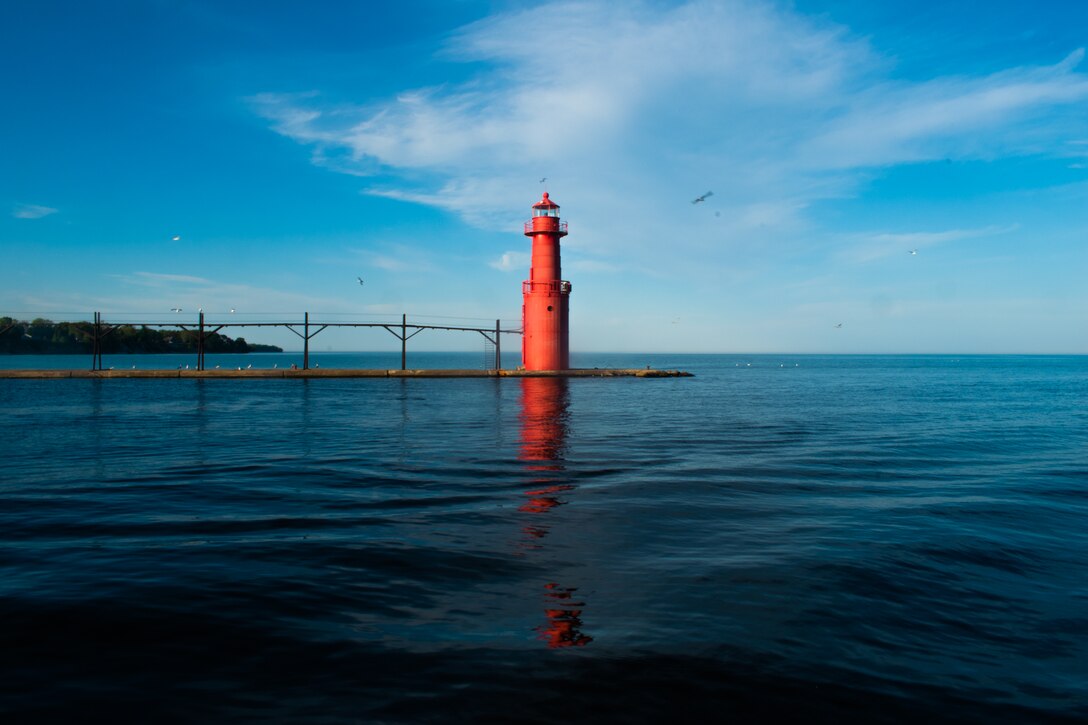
[1,354,1085,722]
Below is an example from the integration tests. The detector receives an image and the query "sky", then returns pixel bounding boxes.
[2,0,1086,353]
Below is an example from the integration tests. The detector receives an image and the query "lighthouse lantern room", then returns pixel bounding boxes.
[522,192,571,371]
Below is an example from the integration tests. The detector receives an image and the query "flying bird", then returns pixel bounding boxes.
[691,191,713,204]
[171,235,180,241]
[230,308,235,313]
[171,307,182,313]
[356,277,364,286]
[835,323,843,328]
[539,177,547,184]
[908,249,918,255]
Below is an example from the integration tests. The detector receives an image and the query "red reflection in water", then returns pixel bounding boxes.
[518,377,569,466]
[519,484,574,514]
[537,583,593,648]
[518,378,592,648]
[518,377,572,529]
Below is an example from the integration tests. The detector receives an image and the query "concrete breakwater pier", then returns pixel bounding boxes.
[0,368,692,379]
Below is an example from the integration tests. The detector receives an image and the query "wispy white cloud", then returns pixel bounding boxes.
[489,250,529,272]
[1065,139,1088,165]
[803,49,1088,169]
[126,271,214,286]
[349,243,438,273]
[12,203,58,219]
[249,1,876,233]
[840,224,1019,263]
[100,271,356,315]
[251,0,1088,281]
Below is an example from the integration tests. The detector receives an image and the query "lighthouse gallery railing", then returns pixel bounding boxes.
[523,221,568,234]
[522,280,572,294]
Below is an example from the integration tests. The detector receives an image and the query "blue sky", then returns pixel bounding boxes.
[3,0,1086,353]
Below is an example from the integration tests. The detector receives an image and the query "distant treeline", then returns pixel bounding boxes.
[0,317,283,354]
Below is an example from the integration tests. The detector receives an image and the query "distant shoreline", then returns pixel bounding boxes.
[0,350,282,355]
[0,318,283,355]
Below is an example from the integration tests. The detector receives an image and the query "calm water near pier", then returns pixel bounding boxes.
[1,354,1085,721]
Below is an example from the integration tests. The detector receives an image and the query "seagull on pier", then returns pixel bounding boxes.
[692,191,713,204]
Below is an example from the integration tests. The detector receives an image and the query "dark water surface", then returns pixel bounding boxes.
[2,354,1086,722]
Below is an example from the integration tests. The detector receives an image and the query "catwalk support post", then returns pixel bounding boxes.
[91,311,101,371]
[197,310,205,371]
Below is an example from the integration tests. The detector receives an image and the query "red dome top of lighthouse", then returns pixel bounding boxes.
[532,192,559,210]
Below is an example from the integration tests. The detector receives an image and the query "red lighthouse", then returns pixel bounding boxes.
[522,192,571,370]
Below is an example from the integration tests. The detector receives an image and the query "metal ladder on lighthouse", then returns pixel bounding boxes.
[482,337,497,370]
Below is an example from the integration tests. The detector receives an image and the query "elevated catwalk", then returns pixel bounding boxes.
[1,368,692,379]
